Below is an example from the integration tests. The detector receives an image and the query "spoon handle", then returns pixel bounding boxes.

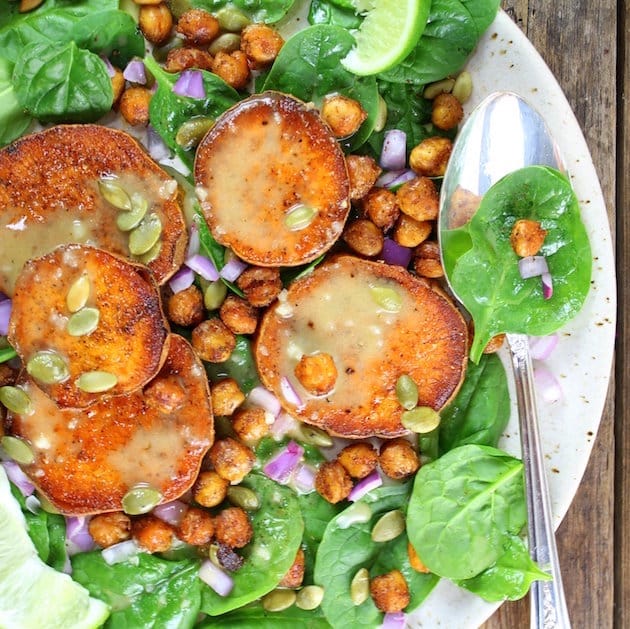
[505,333,572,629]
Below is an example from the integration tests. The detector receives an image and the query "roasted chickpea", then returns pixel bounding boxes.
[236,266,282,307]
[510,219,547,257]
[337,443,378,479]
[379,438,419,480]
[144,376,186,413]
[139,3,174,46]
[409,136,453,177]
[176,506,215,545]
[209,437,255,483]
[110,66,125,107]
[214,507,253,548]
[396,177,439,222]
[369,569,410,612]
[211,378,245,416]
[240,23,284,68]
[321,94,367,138]
[165,47,214,73]
[343,218,384,257]
[315,460,352,504]
[294,352,338,396]
[219,294,258,335]
[413,240,444,279]
[167,285,205,327]
[119,86,152,126]
[191,318,236,362]
[279,547,305,588]
[193,470,230,507]
[447,185,482,228]
[407,541,431,573]
[232,406,270,445]
[346,155,382,201]
[88,512,131,548]
[176,8,220,46]
[211,50,250,90]
[392,214,432,248]
[362,187,400,231]
[431,92,464,130]
[132,514,175,553]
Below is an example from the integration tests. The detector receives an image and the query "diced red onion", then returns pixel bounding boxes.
[375,168,416,190]
[534,365,563,404]
[380,129,407,170]
[518,255,549,279]
[159,154,191,178]
[100,55,116,78]
[168,266,195,294]
[123,59,147,84]
[173,70,206,100]
[219,257,247,282]
[1,461,34,496]
[381,238,412,268]
[269,411,297,439]
[25,494,41,514]
[0,292,7,301]
[199,559,234,596]
[280,376,304,409]
[263,440,304,484]
[528,334,559,361]
[381,612,406,629]
[348,469,383,502]
[187,222,200,258]
[102,539,141,565]
[248,386,282,417]
[153,500,187,527]
[146,126,171,162]
[541,272,553,299]
[66,516,95,555]
[0,298,12,336]
[185,254,219,281]
[292,462,316,493]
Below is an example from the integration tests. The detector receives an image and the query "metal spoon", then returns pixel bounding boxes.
[438,91,571,629]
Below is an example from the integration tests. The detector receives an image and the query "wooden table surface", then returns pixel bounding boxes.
[482,1,623,627]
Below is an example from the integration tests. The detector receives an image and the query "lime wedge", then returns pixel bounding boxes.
[0,468,110,629]
[341,0,431,76]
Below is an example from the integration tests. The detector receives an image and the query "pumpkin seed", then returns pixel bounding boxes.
[401,406,441,434]
[117,193,148,232]
[262,589,296,613]
[207,543,221,566]
[38,493,60,514]
[76,371,118,393]
[336,501,372,529]
[293,424,333,448]
[121,483,162,515]
[350,568,370,605]
[373,93,388,132]
[371,509,405,542]
[26,351,69,385]
[137,240,162,265]
[67,307,100,337]
[176,117,215,151]
[423,78,456,100]
[396,374,418,410]
[296,585,324,611]
[98,178,132,210]
[452,71,473,104]
[370,286,402,313]
[203,280,227,310]
[227,486,260,511]
[66,274,90,312]
[128,213,162,255]
[1,435,34,465]
[209,33,242,55]
[215,6,251,31]
[0,385,33,415]
[284,204,318,232]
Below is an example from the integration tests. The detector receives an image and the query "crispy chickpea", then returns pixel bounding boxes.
[279,547,305,588]
[144,376,186,413]
[167,285,205,327]
[379,438,420,480]
[214,507,253,548]
[191,318,236,362]
[362,187,399,231]
[211,378,245,416]
[392,214,432,248]
[211,50,250,90]
[346,155,382,201]
[193,470,229,507]
[396,177,439,222]
[370,569,410,612]
[232,406,270,445]
[409,136,453,177]
[119,86,152,126]
[431,92,464,130]
[510,219,548,257]
[176,8,220,46]
[110,66,125,107]
[407,542,431,573]
[337,443,378,480]
[315,460,352,504]
[236,266,282,307]
[321,94,367,138]
[176,506,215,545]
[447,185,482,228]
[139,3,174,46]
[132,514,175,553]
[240,23,284,68]
[413,240,444,279]
[165,47,214,72]
[219,295,258,335]
[88,512,131,548]
[209,437,255,483]
[343,218,384,257]
[294,352,338,396]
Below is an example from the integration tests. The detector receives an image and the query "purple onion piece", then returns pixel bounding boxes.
[292,462,316,493]
[102,540,141,565]
[100,55,116,78]
[1,460,35,496]
[375,169,408,188]
[123,59,147,84]
[153,500,188,527]
[280,376,304,409]
[247,386,281,417]
[185,253,219,281]
[263,441,304,484]
[528,334,559,361]
[146,126,171,162]
[381,612,406,629]
[518,255,549,279]
[169,266,195,294]
[219,257,247,282]
[534,365,563,404]
[173,70,206,99]
[381,238,412,268]
[199,559,234,596]
[348,469,382,502]
[541,271,553,299]
[380,129,407,170]
[0,298,12,336]
[66,516,96,555]
[187,222,200,258]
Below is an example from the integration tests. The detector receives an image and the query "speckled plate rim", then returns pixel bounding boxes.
[408,9,617,628]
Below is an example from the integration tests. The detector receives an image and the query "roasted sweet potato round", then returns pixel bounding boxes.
[8,244,169,408]
[194,91,350,267]
[255,256,468,438]
[6,334,214,515]
[0,124,187,295]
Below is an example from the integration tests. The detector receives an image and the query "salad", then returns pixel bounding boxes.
[0,1,593,628]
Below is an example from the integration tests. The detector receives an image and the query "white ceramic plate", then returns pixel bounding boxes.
[407,10,616,628]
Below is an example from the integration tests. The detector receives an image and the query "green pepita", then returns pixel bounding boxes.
[452,70,473,104]
[209,33,242,55]
[0,435,34,465]
[395,374,418,410]
[227,486,260,511]
[261,588,296,613]
[296,585,324,611]
[284,204,318,232]
[76,371,118,393]
[373,92,388,132]
[121,483,162,515]
[117,194,149,232]
[423,78,456,100]
[137,240,162,265]
[66,307,100,337]
[128,213,162,255]
[350,567,370,605]
[336,501,372,529]
[0,385,33,415]
[370,286,402,313]
[203,280,228,311]
[215,6,251,31]
[26,351,69,385]
[401,406,441,434]
[98,178,132,210]
[292,424,333,448]
[371,509,405,542]
[175,117,215,151]
[66,274,91,313]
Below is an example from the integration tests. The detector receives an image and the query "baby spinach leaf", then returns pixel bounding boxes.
[439,353,510,453]
[445,166,592,362]
[71,551,202,628]
[205,335,260,393]
[308,0,362,29]
[461,0,502,35]
[200,473,304,615]
[13,41,113,122]
[407,444,526,580]
[0,57,31,147]
[456,534,551,601]
[200,603,330,627]
[189,0,296,23]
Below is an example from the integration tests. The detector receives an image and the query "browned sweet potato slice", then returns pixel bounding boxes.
[6,334,214,515]
[194,91,350,267]
[8,244,169,408]
[0,124,187,295]
[255,256,468,438]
